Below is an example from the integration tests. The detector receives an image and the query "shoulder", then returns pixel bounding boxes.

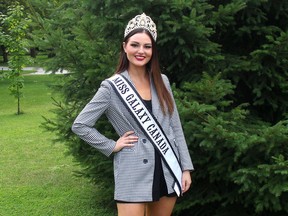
[92,75,117,97]
[160,73,172,89]
[161,73,170,83]
[161,73,168,81]
[101,74,118,88]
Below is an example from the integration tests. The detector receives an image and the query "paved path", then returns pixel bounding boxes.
[0,66,69,75]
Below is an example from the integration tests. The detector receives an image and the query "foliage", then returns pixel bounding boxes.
[0,1,31,114]
[173,73,288,215]
[30,0,288,215]
[0,75,115,216]
[0,0,26,63]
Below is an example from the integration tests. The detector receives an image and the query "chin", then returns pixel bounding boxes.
[132,62,148,68]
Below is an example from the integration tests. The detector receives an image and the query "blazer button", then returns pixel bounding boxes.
[143,159,148,164]
[142,139,147,143]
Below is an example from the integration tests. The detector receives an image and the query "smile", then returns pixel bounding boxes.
[135,56,145,61]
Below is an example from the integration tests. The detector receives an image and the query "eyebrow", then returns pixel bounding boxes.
[130,41,152,45]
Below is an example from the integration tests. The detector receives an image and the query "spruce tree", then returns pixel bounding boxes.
[30,0,288,215]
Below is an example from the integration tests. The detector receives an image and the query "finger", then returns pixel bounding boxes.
[123,132,138,143]
[128,136,138,142]
[182,178,186,190]
[123,131,135,137]
[124,143,135,147]
[182,181,189,192]
[121,136,137,144]
[184,182,191,193]
[182,181,186,192]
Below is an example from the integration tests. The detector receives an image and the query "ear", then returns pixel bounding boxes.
[123,42,126,53]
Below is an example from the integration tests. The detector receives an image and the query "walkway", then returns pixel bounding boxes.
[0,66,69,75]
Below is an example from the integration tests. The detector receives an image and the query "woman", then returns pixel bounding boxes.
[72,13,194,216]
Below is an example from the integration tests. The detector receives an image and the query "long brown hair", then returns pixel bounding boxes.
[115,28,174,116]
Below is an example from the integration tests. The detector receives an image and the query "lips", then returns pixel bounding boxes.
[135,55,145,61]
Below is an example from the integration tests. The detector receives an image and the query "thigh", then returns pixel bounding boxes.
[146,196,177,216]
[117,202,146,216]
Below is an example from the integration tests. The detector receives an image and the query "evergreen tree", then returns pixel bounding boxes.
[173,73,288,215]
[0,1,31,114]
[31,0,288,215]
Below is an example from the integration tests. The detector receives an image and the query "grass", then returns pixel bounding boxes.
[0,75,115,216]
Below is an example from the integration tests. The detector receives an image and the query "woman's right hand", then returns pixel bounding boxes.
[113,131,138,152]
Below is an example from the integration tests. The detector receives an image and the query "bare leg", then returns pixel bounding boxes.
[117,203,146,216]
[146,196,177,216]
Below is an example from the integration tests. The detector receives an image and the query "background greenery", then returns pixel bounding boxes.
[0,75,114,216]
[1,0,288,215]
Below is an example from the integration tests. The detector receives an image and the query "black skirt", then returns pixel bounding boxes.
[152,148,177,201]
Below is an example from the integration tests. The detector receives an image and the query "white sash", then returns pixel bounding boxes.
[108,74,182,196]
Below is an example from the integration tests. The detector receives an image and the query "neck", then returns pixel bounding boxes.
[127,66,148,80]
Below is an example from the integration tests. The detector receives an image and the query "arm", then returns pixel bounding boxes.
[71,80,116,157]
[162,74,194,171]
[162,75,194,193]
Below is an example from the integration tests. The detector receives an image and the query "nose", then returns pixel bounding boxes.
[138,45,144,54]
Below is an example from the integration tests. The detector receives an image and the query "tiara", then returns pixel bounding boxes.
[124,13,157,41]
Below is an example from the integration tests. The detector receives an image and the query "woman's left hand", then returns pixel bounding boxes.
[181,170,192,194]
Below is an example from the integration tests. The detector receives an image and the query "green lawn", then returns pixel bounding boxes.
[0,75,115,216]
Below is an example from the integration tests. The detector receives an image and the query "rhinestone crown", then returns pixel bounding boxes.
[124,13,157,41]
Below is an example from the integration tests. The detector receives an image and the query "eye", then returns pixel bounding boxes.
[131,43,139,47]
[145,45,152,49]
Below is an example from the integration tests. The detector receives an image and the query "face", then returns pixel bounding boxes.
[123,32,152,70]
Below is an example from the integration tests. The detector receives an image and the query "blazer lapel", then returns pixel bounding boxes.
[121,70,161,116]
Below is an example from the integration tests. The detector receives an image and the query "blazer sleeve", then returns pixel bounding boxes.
[162,74,194,171]
[71,80,116,157]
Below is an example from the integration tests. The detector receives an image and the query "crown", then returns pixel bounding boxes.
[124,13,157,41]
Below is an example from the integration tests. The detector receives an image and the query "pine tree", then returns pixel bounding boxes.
[30,0,288,215]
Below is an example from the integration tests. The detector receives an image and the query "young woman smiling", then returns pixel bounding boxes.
[72,13,194,216]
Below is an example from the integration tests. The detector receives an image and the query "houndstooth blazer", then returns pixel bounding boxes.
[71,70,194,202]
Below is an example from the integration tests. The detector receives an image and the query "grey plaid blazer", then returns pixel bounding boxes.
[72,70,194,202]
